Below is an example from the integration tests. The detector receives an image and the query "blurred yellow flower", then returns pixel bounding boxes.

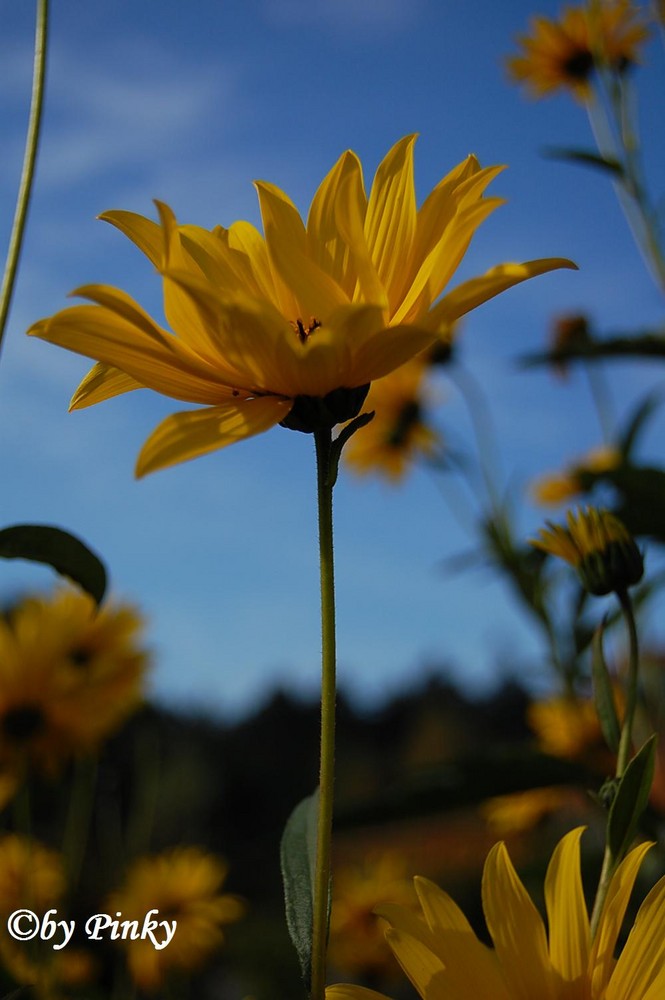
[328,828,665,999]
[343,355,440,482]
[0,834,69,991]
[531,444,622,505]
[529,692,605,757]
[0,586,148,802]
[530,506,643,594]
[329,852,416,979]
[29,136,574,476]
[481,786,577,834]
[507,1,651,101]
[108,846,244,991]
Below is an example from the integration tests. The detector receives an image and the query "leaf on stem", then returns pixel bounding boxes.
[591,618,621,754]
[542,146,625,177]
[607,734,657,861]
[280,789,319,990]
[0,523,107,604]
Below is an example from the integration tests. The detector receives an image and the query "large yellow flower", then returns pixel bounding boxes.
[507,1,650,101]
[29,136,573,475]
[0,586,148,802]
[108,846,244,991]
[328,828,665,999]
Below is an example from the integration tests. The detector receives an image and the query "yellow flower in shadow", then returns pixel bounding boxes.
[328,828,665,999]
[29,136,574,475]
[329,852,416,979]
[507,1,651,101]
[0,834,71,992]
[531,444,621,505]
[481,786,580,835]
[108,846,244,992]
[0,587,148,803]
[343,354,440,482]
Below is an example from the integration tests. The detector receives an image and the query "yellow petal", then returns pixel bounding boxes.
[29,293,243,404]
[70,362,142,409]
[544,827,589,991]
[135,397,291,477]
[365,135,418,313]
[415,877,510,999]
[307,149,363,298]
[607,871,665,999]
[100,209,164,267]
[392,196,504,324]
[590,840,653,995]
[350,319,435,386]
[254,180,306,318]
[385,927,445,998]
[423,257,578,330]
[335,169,387,309]
[482,841,558,999]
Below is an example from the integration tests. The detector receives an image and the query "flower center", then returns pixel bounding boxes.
[387,400,421,449]
[563,48,594,81]
[292,317,322,344]
[2,705,46,743]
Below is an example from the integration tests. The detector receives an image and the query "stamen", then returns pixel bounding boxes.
[292,317,322,343]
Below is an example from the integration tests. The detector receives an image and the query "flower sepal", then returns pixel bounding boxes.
[280,384,371,434]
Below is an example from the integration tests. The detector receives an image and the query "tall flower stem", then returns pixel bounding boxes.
[311,426,337,1000]
[0,0,49,359]
[590,588,640,938]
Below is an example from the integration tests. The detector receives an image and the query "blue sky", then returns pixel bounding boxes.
[1,0,664,717]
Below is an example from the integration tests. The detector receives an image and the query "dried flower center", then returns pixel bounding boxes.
[2,705,46,743]
[292,317,322,344]
[563,48,594,81]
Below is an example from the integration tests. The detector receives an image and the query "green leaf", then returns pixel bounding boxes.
[608,734,657,861]
[618,390,664,459]
[543,145,625,177]
[0,524,107,604]
[591,620,621,754]
[280,789,319,990]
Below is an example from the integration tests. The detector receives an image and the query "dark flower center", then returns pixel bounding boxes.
[563,48,594,81]
[2,705,46,743]
[69,645,93,668]
[292,317,322,344]
[387,400,421,449]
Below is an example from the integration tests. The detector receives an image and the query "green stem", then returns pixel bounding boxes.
[310,428,336,1000]
[590,589,640,938]
[0,0,49,359]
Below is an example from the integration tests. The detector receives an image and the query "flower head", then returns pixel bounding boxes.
[507,1,651,102]
[329,852,416,979]
[29,136,574,476]
[108,846,244,991]
[531,444,622,505]
[343,354,440,482]
[530,506,644,595]
[328,828,665,999]
[0,587,148,802]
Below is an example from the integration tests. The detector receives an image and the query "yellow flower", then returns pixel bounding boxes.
[529,693,606,758]
[328,828,665,999]
[507,1,650,102]
[481,786,577,835]
[108,846,244,991]
[0,834,69,991]
[0,586,148,802]
[530,506,644,595]
[343,354,440,482]
[531,444,622,505]
[329,852,416,979]
[29,136,574,476]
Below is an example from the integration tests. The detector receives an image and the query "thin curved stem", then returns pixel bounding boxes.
[310,427,336,1000]
[0,0,49,360]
